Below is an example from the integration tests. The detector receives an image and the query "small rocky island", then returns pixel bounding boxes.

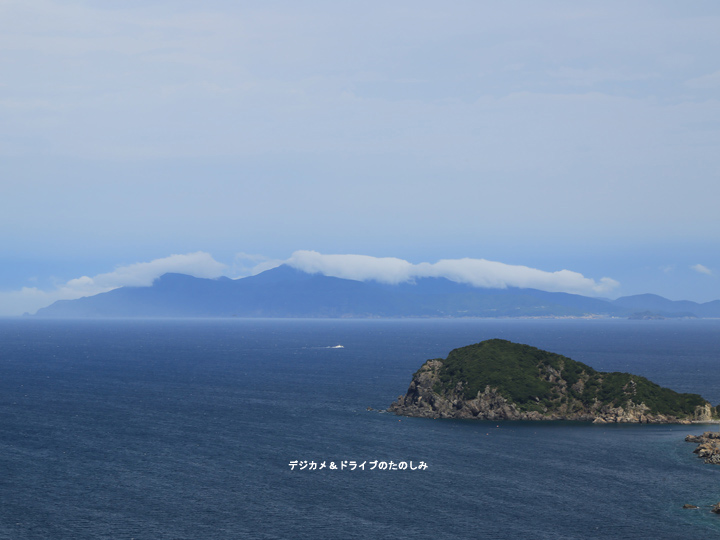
[685,432,720,464]
[389,339,718,423]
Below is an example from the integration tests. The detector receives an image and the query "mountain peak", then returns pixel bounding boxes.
[33,266,720,318]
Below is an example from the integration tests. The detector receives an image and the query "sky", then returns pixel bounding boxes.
[1,1,719,315]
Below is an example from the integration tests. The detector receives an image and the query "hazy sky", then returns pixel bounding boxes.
[2,1,719,315]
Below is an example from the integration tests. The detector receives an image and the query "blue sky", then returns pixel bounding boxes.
[2,1,719,315]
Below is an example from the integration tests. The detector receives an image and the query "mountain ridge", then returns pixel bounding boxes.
[33,265,720,318]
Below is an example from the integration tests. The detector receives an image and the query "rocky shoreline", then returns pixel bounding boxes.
[389,356,715,424]
[685,431,720,464]
[682,436,720,514]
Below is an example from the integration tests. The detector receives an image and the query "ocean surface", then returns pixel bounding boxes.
[1,318,719,539]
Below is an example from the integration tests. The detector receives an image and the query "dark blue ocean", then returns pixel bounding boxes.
[1,318,719,539]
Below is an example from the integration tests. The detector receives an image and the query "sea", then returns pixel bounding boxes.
[1,318,719,539]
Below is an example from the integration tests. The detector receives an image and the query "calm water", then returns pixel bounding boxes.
[0,318,719,539]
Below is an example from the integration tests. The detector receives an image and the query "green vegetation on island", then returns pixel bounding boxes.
[391,339,718,423]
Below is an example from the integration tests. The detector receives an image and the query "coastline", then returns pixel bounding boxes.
[686,431,720,464]
[389,340,719,425]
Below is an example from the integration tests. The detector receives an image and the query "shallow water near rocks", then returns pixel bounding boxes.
[0,318,719,539]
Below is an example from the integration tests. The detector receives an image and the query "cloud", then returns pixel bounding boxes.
[286,251,414,284]
[0,252,227,316]
[286,250,619,296]
[691,264,712,275]
[0,249,620,316]
[63,252,227,293]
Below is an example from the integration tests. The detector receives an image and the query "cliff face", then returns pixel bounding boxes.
[389,340,717,424]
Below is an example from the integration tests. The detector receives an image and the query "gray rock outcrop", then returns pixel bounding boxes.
[685,431,720,465]
[389,340,718,424]
[389,357,706,423]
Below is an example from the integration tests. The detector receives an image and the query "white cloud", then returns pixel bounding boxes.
[0,252,227,316]
[286,250,619,295]
[691,263,712,275]
[63,252,227,293]
[286,251,414,284]
[0,249,623,316]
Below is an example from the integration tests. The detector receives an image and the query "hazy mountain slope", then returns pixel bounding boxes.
[34,265,719,318]
[612,294,720,317]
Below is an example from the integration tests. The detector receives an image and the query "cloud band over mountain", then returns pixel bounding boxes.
[1,250,619,316]
[285,251,619,296]
[1,252,227,316]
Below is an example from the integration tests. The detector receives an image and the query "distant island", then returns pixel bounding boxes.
[33,265,720,318]
[389,339,718,424]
